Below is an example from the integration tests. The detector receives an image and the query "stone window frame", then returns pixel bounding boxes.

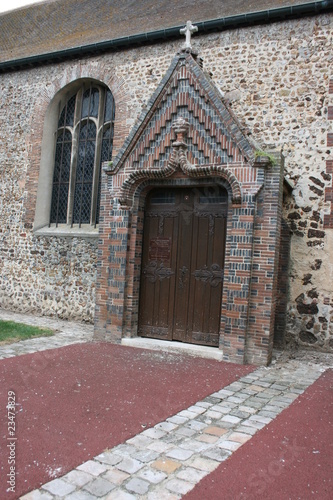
[34,78,114,238]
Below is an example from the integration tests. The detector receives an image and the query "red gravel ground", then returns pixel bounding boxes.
[185,369,333,500]
[0,342,253,498]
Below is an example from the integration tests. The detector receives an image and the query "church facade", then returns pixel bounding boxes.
[0,0,332,365]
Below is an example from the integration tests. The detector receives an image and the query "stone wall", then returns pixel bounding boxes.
[0,13,332,350]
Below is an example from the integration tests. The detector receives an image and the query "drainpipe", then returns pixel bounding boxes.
[0,1,332,73]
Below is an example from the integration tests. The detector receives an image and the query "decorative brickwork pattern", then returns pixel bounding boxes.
[112,53,254,177]
[94,51,283,365]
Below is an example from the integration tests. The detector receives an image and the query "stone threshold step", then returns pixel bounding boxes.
[121,337,224,361]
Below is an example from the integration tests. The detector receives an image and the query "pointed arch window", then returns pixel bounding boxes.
[50,83,115,227]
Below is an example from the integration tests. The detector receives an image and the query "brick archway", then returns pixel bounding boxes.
[94,50,285,366]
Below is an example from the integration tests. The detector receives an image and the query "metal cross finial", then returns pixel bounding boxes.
[180,20,198,50]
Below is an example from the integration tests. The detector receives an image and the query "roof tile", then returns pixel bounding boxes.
[0,0,319,64]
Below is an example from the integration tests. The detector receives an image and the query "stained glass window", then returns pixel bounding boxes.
[50,83,115,227]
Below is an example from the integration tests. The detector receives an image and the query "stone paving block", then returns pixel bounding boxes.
[271,383,290,390]
[166,447,194,461]
[155,421,179,432]
[195,455,224,473]
[202,447,232,462]
[212,388,234,397]
[177,410,197,419]
[241,419,266,430]
[230,409,252,419]
[228,381,247,390]
[243,387,258,396]
[218,401,237,408]
[261,404,284,413]
[226,395,248,404]
[66,492,94,500]
[167,415,189,425]
[268,399,289,408]
[249,415,272,424]
[84,477,116,496]
[205,409,225,419]
[240,377,258,384]
[196,433,219,444]
[251,393,272,402]
[242,399,264,408]
[131,448,160,463]
[203,395,222,404]
[248,384,266,392]
[239,405,259,414]
[187,405,207,414]
[210,404,231,414]
[63,469,93,487]
[152,458,182,473]
[20,491,53,500]
[165,477,194,495]
[96,451,123,466]
[137,467,167,484]
[227,431,253,444]
[221,415,242,424]
[162,433,184,445]
[116,457,145,474]
[255,381,272,387]
[283,392,300,400]
[103,468,130,485]
[195,401,213,409]
[174,426,197,437]
[195,414,214,424]
[77,460,108,476]
[208,393,223,400]
[105,489,137,500]
[210,420,234,429]
[203,426,228,436]
[218,440,242,452]
[147,490,181,500]
[126,434,154,449]
[42,478,76,496]
[176,466,208,483]
[186,419,207,431]
[179,438,213,452]
[142,427,167,439]
[236,425,258,436]
[260,388,282,396]
[125,477,150,495]
[114,443,138,456]
[288,387,305,394]
[257,410,280,419]
[148,440,173,453]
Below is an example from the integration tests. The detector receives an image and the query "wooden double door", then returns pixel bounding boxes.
[138,187,228,347]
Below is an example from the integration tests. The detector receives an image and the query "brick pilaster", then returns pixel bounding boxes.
[245,152,284,365]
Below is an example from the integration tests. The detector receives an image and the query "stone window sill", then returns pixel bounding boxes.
[34,224,99,238]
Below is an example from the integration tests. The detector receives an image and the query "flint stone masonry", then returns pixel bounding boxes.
[0,13,332,354]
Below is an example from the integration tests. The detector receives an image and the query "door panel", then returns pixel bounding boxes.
[138,187,227,347]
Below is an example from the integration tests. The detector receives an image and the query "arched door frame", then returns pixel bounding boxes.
[121,174,236,350]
